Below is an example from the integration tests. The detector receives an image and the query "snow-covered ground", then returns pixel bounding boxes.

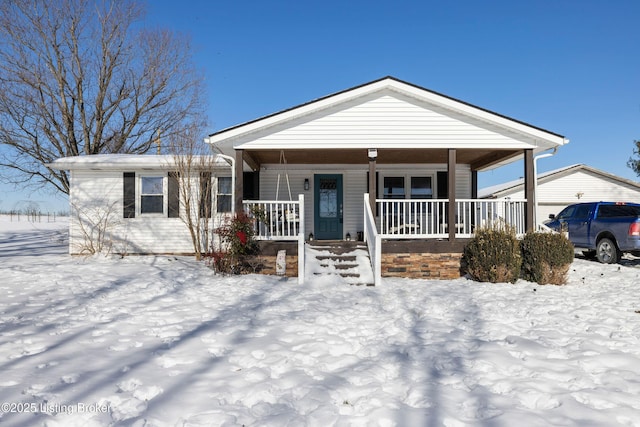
[1,216,639,427]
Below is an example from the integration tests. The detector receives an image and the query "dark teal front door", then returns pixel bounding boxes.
[314,174,343,240]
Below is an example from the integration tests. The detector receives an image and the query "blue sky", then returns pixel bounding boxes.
[2,0,639,212]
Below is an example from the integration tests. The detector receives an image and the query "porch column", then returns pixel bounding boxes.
[368,149,377,213]
[448,148,456,241]
[524,148,535,232]
[235,149,244,214]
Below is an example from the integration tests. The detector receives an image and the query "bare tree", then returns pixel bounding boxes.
[628,140,640,177]
[167,124,222,260]
[0,0,205,194]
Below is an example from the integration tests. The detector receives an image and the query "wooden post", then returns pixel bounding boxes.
[448,149,456,241]
[235,149,244,214]
[524,149,535,232]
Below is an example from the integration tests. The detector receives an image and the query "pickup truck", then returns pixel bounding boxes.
[546,202,640,264]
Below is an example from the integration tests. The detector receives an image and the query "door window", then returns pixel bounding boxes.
[319,178,337,218]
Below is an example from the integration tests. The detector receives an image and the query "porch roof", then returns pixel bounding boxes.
[237,148,521,171]
[207,76,568,172]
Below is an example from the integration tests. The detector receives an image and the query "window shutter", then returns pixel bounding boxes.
[168,172,180,218]
[199,172,212,218]
[123,172,136,218]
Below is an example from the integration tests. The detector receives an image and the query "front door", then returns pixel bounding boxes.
[314,174,343,240]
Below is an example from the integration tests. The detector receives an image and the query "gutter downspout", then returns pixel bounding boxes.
[533,147,558,228]
[204,138,236,215]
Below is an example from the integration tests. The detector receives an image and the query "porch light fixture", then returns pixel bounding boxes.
[368,148,378,160]
[304,178,309,191]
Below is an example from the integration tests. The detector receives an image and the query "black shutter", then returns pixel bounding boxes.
[123,172,136,218]
[199,172,212,218]
[168,172,180,218]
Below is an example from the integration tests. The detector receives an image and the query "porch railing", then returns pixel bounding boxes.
[378,198,527,238]
[363,194,382,286]
[243,195,305,285]
[243,195,304,241]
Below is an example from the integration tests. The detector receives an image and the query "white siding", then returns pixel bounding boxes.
[235,92,532,150]
[69,170,228,255]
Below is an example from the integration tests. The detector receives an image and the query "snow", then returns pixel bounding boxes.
[1,215,640,427]
[47,154,232,171]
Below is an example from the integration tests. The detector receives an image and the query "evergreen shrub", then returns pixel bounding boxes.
[521,231,574,285]
[463,223,521,284]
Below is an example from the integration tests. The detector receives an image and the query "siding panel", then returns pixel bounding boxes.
[238,93,528,149]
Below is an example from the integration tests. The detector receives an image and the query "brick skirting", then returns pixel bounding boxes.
[381,252,464,279]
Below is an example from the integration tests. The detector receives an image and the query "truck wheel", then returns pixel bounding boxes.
[596,238,620,264]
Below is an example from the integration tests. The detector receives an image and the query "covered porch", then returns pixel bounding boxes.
[234,146,539,238]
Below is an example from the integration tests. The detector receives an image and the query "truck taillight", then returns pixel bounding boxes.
[630,222,640,236]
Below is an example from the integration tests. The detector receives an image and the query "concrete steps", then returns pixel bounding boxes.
[306,241,374,286]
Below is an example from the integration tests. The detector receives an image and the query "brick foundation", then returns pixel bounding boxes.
[381,252,464,279]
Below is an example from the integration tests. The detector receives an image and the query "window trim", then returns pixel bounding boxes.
[139,174,167,217]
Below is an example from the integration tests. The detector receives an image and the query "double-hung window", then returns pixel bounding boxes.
[410,177,433,199]
[383,177,405,200]
[140,176,164,215]
[216,176,232,213]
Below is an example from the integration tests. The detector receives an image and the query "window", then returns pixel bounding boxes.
[411,177,433,199]
[597,204,640,218]
[382,176,433,199]
[216,176,232,213]
[383,177,405,199]
[140,176,164,214]
[574,204,592,220]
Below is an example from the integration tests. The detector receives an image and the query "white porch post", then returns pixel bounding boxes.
[448,148,456,241]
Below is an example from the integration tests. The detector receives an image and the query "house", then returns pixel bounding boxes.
[479,164,640,222]
[49,154,234,255]
[207,76,569,283]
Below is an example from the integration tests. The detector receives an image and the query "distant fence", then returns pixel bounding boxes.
[3,211,65,223]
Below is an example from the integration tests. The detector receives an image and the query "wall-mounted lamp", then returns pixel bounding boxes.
[304,178,310,191]
[368,148,378,160]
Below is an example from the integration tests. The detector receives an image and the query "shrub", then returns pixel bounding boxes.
[463,224,521,284]
[211,212,260,274]
[521,231,574,285]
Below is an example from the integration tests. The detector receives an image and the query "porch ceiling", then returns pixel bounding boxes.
[242,148,522,171]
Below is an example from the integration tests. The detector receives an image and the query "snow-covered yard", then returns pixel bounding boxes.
[1,217,639,427]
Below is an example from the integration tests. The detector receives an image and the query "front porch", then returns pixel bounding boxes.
[243,195,527,285]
